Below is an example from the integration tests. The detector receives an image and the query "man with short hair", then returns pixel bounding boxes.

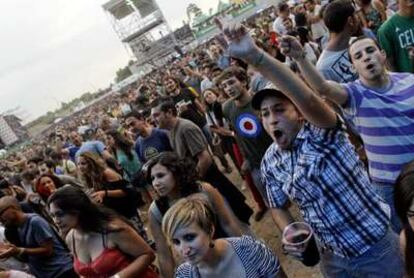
[67,131,82,162]
[282,33,414,232]
[304,0,328,46]
[272,2,296,36]
[209,42,231,70]
[162,76,207,131]
[219,20,403,277]
[316,0,362,82]
[0,196,76,278]
[215,66,273,219]
[200,61,216,92]
[378,0,414,72]
[125,110,172,163]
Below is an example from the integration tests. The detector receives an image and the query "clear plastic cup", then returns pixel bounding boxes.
[282,222,320,266]
[282,222,313,252]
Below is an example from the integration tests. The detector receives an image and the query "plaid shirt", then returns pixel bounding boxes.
[261,121,389,258]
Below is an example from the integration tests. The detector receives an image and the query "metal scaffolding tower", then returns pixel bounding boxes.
[102,0,178,68]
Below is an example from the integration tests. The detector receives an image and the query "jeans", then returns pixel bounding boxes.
[320,229,403,278]
[202,124,213,144]
[372,181,402,233]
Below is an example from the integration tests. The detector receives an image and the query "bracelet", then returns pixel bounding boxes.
[105,190,108,198]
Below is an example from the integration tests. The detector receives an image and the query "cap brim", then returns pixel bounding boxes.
[251,88,285,110]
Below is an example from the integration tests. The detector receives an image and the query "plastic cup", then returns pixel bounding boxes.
[282,222,320,266]
[282,222,313,252]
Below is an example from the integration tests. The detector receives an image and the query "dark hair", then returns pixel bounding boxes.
[145,152,199,197]
[349,35,381,49]
[323,0,355,33]
[277,2,289,12]
[47,186,120,233]
[126,110,145,120]
[40,159,56,170]
[215,66,248,87]
[160,100,178,117]
[395,161,414,276]
[295,12,308,27]
[21,171,36,181]
[106,130,134,160]
[359,0,372,6]
[0,179,9,189]
[230,57,248,70]
[27,157,43,165]
[49,151,62,161]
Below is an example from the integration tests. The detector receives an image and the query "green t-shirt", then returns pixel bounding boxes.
[223,100,273,169]
[378,14,414,73]
[115,149,141,182]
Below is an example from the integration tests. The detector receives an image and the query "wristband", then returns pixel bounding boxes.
[105,190,108,198]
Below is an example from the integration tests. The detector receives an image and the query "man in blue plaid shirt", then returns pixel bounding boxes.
[218,20,404,276]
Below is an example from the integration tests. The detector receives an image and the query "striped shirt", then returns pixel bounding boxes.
[261,121,389,258]
[175,236,280,278]
[343,72,414,184]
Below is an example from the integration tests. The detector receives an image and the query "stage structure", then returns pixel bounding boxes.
[102,0,179,67]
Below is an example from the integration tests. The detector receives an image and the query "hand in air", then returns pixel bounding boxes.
[280,36,305,61]
[214,18,261,65]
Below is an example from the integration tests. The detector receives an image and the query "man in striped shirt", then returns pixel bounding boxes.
[282,34,414,233]
[219,20,403,277]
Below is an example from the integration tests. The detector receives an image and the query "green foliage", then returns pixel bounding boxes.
[115,66,133,83]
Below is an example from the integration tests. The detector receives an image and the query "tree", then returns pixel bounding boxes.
[115,66,133,83]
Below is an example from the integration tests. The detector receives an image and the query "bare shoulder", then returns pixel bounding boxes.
[107,219,135,242]
[104,168,122,181]
[65,229,74,252]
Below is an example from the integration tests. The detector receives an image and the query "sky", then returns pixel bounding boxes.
[0,0,219,122]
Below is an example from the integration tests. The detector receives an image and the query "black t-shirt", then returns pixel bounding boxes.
[172,88,206,129]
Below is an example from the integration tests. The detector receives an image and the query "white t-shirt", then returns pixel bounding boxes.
[272,14,296,35]
[304,42,319,65]
[316,49,358,83]
[310,5,328,40]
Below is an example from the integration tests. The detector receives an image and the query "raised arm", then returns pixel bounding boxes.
[220,21,338,128]
[280,36,349,106]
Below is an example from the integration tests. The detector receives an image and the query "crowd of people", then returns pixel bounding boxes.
[0,0,413,276]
